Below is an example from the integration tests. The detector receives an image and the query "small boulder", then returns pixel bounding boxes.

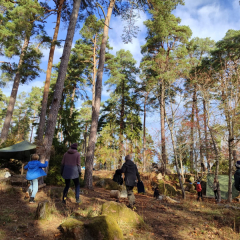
[164,175,170,181]
[95,178,121,191]
[189,176,195,183]
[60,218,87,240]
[60,216,123,240]
[158,180,178,196]
[101,201,144,228]
[4,172,11,178]
[85,215,123,240]
[156,173,163,180]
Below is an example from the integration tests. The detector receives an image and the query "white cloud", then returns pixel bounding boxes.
[174,0,240,41]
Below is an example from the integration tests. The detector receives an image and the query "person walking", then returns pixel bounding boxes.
[196,180,203,201]
[61,143,81,204]
[212,177,220,202]
[121,155,141,208]
[24,154,48,203]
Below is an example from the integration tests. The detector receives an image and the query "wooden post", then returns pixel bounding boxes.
[21,163,24,175]
[35,200,49,220]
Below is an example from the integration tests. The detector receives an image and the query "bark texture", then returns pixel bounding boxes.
[40,0,82,164]
[37,0,65,141]
[0,35,30,143]
[84,0,115,189]
[159,82,167,173]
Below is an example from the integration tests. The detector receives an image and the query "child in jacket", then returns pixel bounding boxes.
[196,181,203,201]
[24,154,48,203]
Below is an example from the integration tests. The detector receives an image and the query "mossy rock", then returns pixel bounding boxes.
[101,201,144,228]
[164,175,170,181]
[92,175,100,182]
[85,215,123,240]
[95,178,121,191]
[158,180,178,196]
[190,189,197,194]
[176,189,182,196]
[185,183,195,192]
[61,218,88,240]
[189,176,195,183]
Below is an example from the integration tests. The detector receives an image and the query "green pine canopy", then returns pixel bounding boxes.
[0,141,36,162]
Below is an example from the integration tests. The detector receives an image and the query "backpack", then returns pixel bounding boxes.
[113,169,123,185]
[234,170,240,191]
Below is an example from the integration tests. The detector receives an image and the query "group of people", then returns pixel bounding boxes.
[24,143,141,208]
[23,143,240,205]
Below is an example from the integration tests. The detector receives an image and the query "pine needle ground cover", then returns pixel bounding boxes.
[0,173,240,240]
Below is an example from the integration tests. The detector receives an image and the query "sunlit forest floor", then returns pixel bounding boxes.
[0,173,240,240]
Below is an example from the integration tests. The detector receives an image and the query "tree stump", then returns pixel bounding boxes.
[35,200,49,220]
[110,190,120,199]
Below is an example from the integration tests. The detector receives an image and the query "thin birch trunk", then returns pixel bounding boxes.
[84,0,115,189]
[37,0,65,141]
[190,88,196,173]
[203,99,210,171]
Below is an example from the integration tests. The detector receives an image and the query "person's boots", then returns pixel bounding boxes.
[76,198,81,203]
[29,197,35,204]
[24,189,32,200]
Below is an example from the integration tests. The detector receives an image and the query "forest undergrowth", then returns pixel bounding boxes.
[0,172,240,240]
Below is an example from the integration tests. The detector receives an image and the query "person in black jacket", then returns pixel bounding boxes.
[121,155,141,208]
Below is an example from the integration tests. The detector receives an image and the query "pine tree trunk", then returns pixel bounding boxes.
[0,35,30,143]
[37,0,65,141]
[190,88,196,173]
[84,0,115,189]
[160,82,167,173]
[70,85,76,118]
[92,34,97,110]
[40,0,82,165]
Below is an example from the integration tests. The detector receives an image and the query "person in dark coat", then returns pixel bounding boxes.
[24,154,48,203]
[154,186,160,199]
[234,161,240,191]
[61,143,81,204]
[121,155,141,208]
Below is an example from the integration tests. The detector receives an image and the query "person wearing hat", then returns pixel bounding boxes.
[24,154,48,203]
[61,143,81,204]
[234,161,240,191]
[121,154,141,208]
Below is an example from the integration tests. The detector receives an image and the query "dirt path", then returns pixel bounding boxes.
[0,184,239,240]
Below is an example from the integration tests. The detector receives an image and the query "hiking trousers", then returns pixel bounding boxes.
[28,178,38,198]
[214,190,218,201]
[63,178,80,201]
[197,191,203,201]
[126,185,135,206]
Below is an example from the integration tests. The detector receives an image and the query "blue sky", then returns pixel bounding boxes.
[1,0,240,139]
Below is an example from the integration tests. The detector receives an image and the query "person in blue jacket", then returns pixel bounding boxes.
[24,154,48,203]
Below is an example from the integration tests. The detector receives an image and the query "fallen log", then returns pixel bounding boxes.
[110,190,120,199]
